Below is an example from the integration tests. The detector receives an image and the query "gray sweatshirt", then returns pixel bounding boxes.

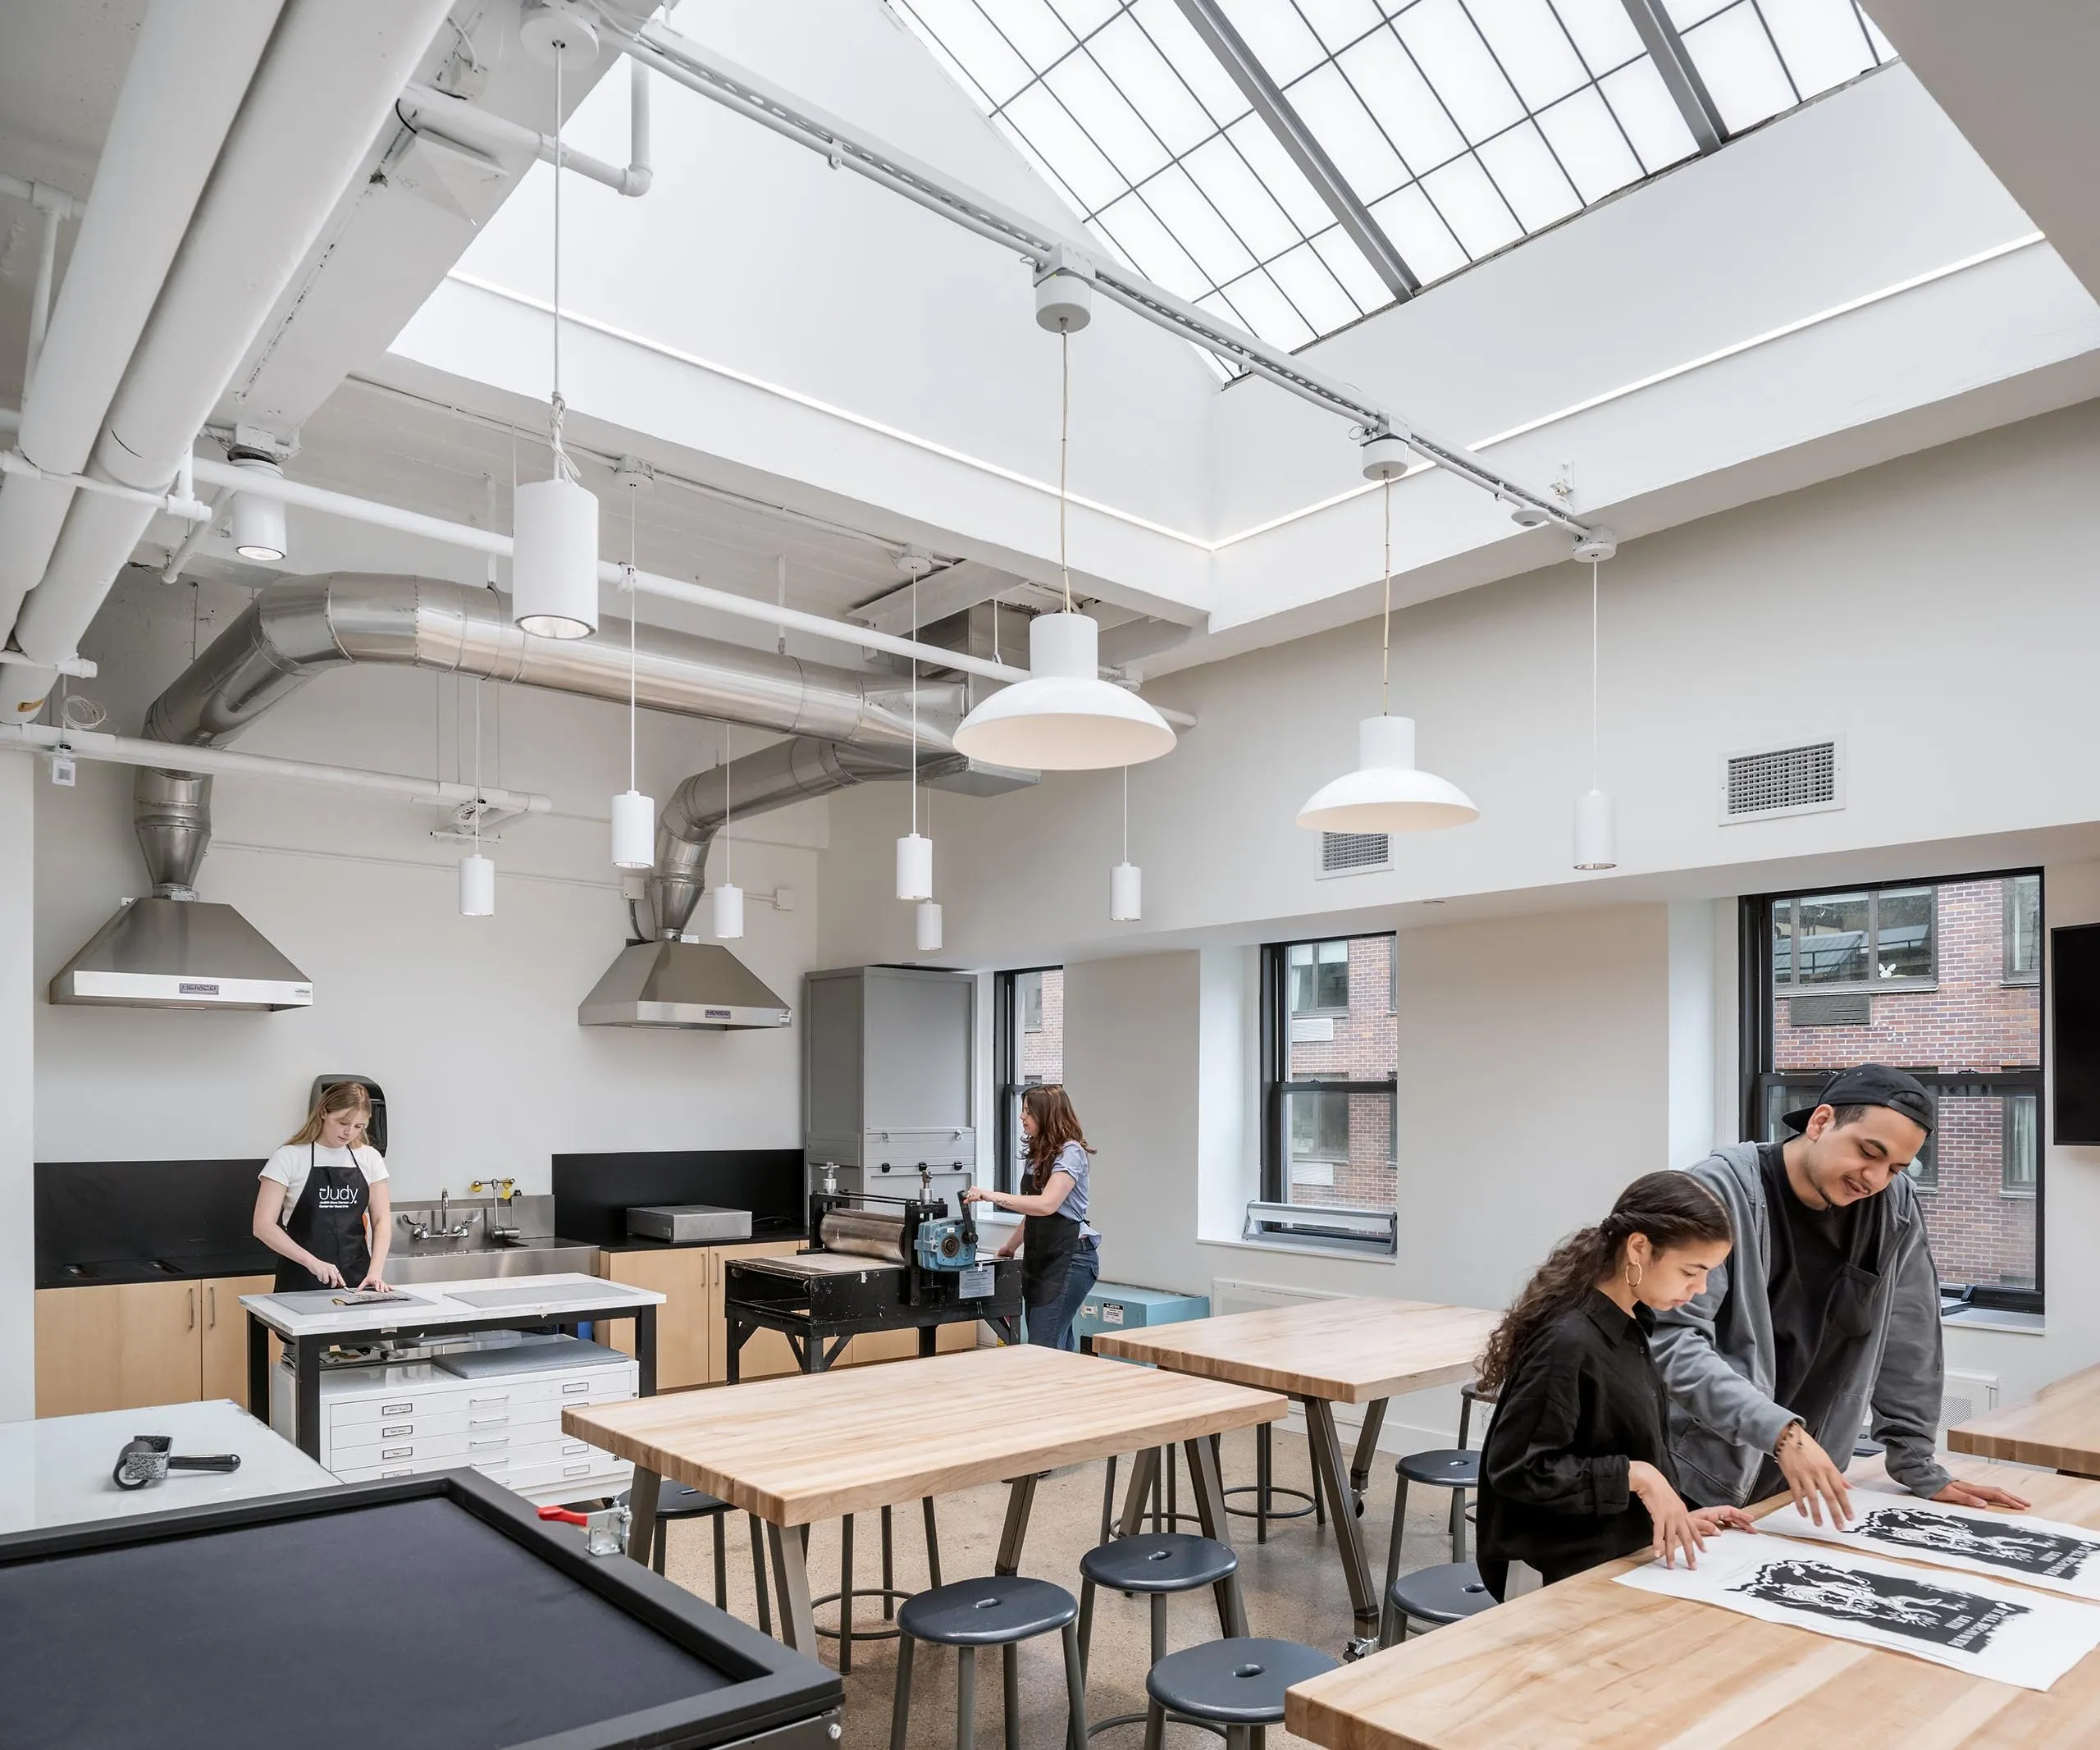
[1650,1142,1952,1506]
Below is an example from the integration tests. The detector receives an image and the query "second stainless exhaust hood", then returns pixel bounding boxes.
[577,939,792,1030]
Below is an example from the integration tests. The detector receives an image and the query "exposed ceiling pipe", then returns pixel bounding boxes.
[0,0,285,666]
[144,573,954,756]
[396,55,652,196]
[7,0,457,688]
[649,735,960,940]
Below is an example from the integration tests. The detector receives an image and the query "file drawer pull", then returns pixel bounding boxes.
[381,1402,413,1416]
[469,1437,508,1450]
[381,1425,412,1437]
[468,1395,509,1409]
[381,1447,411,1460]
[563,1463,591,1477]
[561,1442,588,1456]
[561,1381,591,1395]
[382,1468,413,1478]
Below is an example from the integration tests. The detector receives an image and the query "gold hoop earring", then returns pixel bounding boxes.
[1623,1259,1643,1291]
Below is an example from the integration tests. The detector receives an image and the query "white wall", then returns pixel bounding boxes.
[28,570,823,1195]
[1,753,34,1419]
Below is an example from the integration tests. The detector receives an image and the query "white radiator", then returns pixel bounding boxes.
[1940,1368,2000,1439]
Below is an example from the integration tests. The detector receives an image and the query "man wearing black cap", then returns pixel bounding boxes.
[1653,1064,2030,1524]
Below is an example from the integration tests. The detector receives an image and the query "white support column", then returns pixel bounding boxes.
[1668,898,1719,1170]
[0,751,34,1417]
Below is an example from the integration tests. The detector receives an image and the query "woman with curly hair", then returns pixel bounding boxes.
[1474,1172,1753,1599]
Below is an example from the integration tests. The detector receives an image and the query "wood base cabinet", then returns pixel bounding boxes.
[34,1274,275,1418]
[596,1241,802,1389]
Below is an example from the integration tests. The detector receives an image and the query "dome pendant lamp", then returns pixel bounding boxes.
[459,679,495,916]
[712,724,744,939]
[513,34,599,640]
[952,291,1175,772]
[1109,764,1141,921]
[610,484,655,870]
[1296,452,1478,835]
[896,567,934,901]
[1573,536,1620,870]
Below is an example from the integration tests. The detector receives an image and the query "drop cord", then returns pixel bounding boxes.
[1380,475,1392,717]
[547,52,574,484]
[910,572,919,835]
[1590,558,1600,790]
[1059,327,1071,613]
[628,487,638,791]
[1122,764,1129,862]
[724,723,732,887]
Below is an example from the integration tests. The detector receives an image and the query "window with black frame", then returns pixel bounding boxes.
[993,967,1063,1195]
[1744,871,2043,1311]
[1261,935,1398,1219]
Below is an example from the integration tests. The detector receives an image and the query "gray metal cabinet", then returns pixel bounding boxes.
[804,967,975,1200]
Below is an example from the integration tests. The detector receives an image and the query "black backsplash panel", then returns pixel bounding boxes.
[552,1149,806,1248]
[36,1159,278,1286]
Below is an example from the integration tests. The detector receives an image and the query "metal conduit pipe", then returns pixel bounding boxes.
[0,0,285,647]
[11,0,457,675]
[141,573,952,756]
[650,737,962,939]
[396,55,652,196]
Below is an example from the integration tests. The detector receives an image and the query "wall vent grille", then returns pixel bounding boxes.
[1939,1369,2000,1438]
[1719,738,1844,823]
[1320,831,1390,875]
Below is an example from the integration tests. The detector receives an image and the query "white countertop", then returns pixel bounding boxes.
[238,1271,665,1338]
[0,1399,337,1536]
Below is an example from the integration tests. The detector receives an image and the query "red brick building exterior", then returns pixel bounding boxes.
[1285,934,1398,1209]
[1770,876,2039,1290]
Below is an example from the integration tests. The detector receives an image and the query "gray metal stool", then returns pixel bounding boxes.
[1379,1381,1489,1608]
[815,1498,943,1675]
[892,1575,1086,1750]
[1380,1560,1494,1647]
[1141,1637,1339,1750]
[624,1484,773,1630]
[1222,1423,1322,1544]
[1077,1534,1238,1738]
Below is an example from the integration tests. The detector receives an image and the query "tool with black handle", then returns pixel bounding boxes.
[112,1434,243,1491]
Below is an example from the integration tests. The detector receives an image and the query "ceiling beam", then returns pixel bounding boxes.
[1171,0,1419,300]
[1620,0,1728,154]
[851,559,1021,634]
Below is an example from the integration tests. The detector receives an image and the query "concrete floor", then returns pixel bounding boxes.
[657,1423,1468,1750]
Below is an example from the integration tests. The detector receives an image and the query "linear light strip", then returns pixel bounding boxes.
[441,227,2046,559]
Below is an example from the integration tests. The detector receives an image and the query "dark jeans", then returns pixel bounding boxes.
[1025,1241,1100,1352]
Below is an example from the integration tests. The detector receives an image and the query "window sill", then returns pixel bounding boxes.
[1202,1235,1397,1263]
[1941,1305,2045,1335]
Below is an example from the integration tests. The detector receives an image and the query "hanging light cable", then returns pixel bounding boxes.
[1110,761,1142,921]
[713,721,744,939]
[610,477,654,869]
[513,25,600,639]
[896,564,933,900]
[952,274,1175,770]
[1573,552,1618,870]
[1297,446,1478,834]
[459,678,495,916]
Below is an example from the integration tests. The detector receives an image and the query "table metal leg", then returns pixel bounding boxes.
[636,1305,658,1396]
[750,1515,774,1634]
[994,1473,1039,1575]
[1303,1397,1379,1650]
[627,1467,663,1565]
[294,1336,322,1460]
[924,1496,944,1588]
[1116,1448,1162,1538]
[1256,1422,1270,1544]
[839,1513,856,1675]
[246,1312,268,1422]
[882,1503,896,1620]
[1181,1434,1249,1637]
[1099,1454,1118,1546]
[767,1519,820,1654]
[1349,1398,1387,1506]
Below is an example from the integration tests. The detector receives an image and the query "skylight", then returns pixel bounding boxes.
[886,0,1895,350]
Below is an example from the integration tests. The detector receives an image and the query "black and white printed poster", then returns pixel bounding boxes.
[1760,1501,2100,1602]
[1617,1532,2100,1690]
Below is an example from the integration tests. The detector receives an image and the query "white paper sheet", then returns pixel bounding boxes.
[1616,1530,2100,1691]
[1760,1501,2100,1602]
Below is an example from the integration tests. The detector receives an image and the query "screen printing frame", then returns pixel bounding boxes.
[0,1468,842,1750]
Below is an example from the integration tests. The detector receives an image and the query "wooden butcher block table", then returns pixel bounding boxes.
[1952,1360,2100,1478]
[564,1341,1287,1656]
[1285,1457,2100,1750]
[1095,1296,1500,1652]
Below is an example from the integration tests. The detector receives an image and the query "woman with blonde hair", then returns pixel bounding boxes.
[962,1083,1100,1350]
[252,1081,392,1292]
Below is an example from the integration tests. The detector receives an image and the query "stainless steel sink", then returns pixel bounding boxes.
[383,1235,600,1284]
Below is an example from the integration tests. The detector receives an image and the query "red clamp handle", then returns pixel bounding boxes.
[537,1506,589,1527]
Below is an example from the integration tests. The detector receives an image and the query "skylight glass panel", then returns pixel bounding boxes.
[885,0,1897,352]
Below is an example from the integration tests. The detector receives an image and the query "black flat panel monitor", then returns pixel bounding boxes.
[2052,923,2100,1143]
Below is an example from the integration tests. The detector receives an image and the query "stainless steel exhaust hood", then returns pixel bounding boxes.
[50,897,314,1012]
[577,940,791,1030]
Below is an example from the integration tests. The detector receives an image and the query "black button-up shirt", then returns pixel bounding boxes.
[1475,1290,1676,1593]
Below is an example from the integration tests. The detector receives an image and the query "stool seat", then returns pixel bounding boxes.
[1144,1638,1339,1725]
[655,1484,733,1518]
[1396,1449,1480,1489]
[898,1575,1079,1647]
[1080,1533,1237,1593]
[1388,1561,1495,1627]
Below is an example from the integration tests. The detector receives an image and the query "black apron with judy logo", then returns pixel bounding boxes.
[273,1142,372,1292]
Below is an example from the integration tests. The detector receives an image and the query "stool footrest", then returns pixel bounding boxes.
[1220,1484,1315,1523]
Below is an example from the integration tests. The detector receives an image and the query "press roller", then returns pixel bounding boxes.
[816,1207,911,1263]
[810,1190,978,1277]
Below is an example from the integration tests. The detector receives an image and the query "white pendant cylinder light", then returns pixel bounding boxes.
[228,456,287,562]
[713,722,743,938]
[951,324,1174,773]
[915,899,943,953]
[1573,545,1618,870]
[609,482,655,868]
[896,832,933,902]
[1109,763,1142,921]
[1297,465,1476,835]
[459,852,495,916]
[513,29,599,641]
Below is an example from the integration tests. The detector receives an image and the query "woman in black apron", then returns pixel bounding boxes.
[252,1081,393,1292]
[962,1084,1100,1350]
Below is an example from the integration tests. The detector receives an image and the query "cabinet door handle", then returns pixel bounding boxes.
[187,1288,196,1330]
[207,1285,217,1327]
